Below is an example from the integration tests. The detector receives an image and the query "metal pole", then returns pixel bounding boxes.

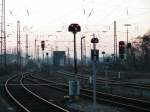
[127,27,128,44]
[124,24,131,44]
[67,47,70,64]
[102,52,105,64]
[17,22,19,73]
[42,50,44,63]
[92,42,96,112]
[50,46,53,65]
[74,33,77,75]
[3,0,6,68]
[81,36,85,65]
[114,21,117,62]
[0,2,2,65]
[34,39,37,60]
[0,0,6,68]
[46,53,48,65]
[26,34,28,64]
[0,47,1,66]
[83,38,86,65]
[37,45,40,64]
[81,37,83,65]
[17,21,21,74]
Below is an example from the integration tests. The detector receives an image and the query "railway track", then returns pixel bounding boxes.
[5,73,70,112]
[21,73,80,112]
[29,72,150,112]
[56,71,150,102]
[57,71,150,90]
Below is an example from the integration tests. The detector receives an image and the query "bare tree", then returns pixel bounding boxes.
[131,32,150,72]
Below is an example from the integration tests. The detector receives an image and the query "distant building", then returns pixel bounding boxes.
[53,51,66,66]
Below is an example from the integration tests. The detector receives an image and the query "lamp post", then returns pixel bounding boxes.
[124,24,131,44]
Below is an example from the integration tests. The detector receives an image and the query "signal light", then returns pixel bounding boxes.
[68,23,81,33]
[127,43,131,49]
[119,41,125,59]
[91,37,99,43]
[41,41,45,51]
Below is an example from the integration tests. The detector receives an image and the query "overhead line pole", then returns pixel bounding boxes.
[124,24,131,44]
[37,45,40,64]
[0,0,2,65]
[83,37,86,64]
[34,39,37,60]
[114,21,117,62]
[17,21,21,74]
[81,36,85,65]
[26,34,28,64]
[67,47,70,65]
[3,0,6,68]
[0,0,6,68]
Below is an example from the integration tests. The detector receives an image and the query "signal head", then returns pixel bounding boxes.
[68,23,81,33]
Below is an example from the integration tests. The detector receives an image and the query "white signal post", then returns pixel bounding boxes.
[91,34,99,112]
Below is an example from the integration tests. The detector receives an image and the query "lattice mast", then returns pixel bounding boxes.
[17,21,21,73]
[114,21,117,62]
[0,0,6,67]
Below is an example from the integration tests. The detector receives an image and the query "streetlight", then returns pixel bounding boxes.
[81,36,85,65]
[124,24,131,44]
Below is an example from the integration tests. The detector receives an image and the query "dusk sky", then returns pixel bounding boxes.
[5,0,150,58]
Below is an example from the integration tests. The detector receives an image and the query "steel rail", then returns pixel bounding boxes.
[57,71,150,90]
[4,74,31,112]
[27,72,150,112]
[21,73,70,112]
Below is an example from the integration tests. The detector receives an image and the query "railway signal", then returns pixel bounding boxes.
[91,34,99,112]
[127,43,131,49]
[41,41,45,61]
[41,41,45,51]
[68,23,81,74]
[119,41,125,59]
[68,23,81,101]
[68,23,81,34]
